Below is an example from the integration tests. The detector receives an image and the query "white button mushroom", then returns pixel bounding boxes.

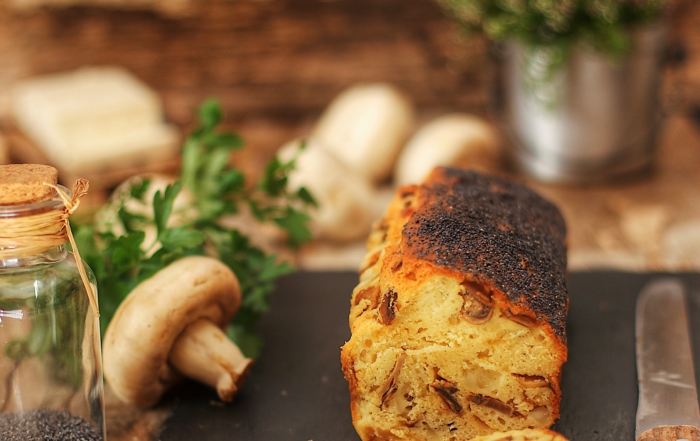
[279,138,377,242]
[103,256,253,407]
[312,83,415,184]
[394,113,500,187]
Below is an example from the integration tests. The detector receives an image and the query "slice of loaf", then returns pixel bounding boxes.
[341,167,568,441]
[469,428,569,441]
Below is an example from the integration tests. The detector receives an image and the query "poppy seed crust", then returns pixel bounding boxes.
[402,168,568,342]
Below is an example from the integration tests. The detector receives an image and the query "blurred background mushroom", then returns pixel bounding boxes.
[393,113,501,186]
[311,83,415,185]
[278,137,378,243]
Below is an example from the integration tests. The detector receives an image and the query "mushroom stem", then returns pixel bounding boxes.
[168,318,253,402]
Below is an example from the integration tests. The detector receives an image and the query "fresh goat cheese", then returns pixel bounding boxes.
[11,66,179,174]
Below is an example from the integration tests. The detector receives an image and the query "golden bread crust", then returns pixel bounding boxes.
[401,167,568,342]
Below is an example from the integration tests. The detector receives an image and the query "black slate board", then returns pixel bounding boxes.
[158,271,700,441]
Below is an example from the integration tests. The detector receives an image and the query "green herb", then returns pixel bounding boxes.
[74,99,315,359]
[439,0,671,72]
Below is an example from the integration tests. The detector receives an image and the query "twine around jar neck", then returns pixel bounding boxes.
[0,179,99,317]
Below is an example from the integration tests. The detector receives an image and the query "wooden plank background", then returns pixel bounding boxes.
[0,0,488,127]
[2,0,699,174]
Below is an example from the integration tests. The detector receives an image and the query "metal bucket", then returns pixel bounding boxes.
[492,25,667,184]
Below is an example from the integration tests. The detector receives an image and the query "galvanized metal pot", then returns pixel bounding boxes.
[491,25,667,184]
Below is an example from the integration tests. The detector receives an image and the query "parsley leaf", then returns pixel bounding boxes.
[153,182,182,237]
[74,99,315,357]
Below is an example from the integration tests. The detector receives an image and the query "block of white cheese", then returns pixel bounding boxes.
[312,83,414,184]
[279,138,378,243]
[394,113,500,186]
[11,66,179,175]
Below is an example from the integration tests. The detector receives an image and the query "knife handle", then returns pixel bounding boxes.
[638,425,700,441]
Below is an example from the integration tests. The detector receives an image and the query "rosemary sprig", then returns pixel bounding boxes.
[439,0,671,65]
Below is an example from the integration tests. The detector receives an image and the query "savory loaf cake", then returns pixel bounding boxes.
[341,167,568,441]
[469,428,569,441]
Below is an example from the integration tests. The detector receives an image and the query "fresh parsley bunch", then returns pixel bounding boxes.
[75,99,315,358]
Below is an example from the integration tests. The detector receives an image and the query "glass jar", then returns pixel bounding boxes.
[0,189,105,440]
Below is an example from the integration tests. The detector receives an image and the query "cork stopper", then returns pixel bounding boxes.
[0,164,59,205]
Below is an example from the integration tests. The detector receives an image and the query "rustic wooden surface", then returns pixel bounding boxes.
[1,1,700,440]
[0,0,489,200]
[0,0,487,125]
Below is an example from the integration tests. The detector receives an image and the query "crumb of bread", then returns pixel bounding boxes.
[468,428,569,441]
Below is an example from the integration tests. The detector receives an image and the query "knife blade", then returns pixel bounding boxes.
[636,278,700,441]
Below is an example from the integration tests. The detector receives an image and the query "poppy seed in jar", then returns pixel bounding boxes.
[0,408,103,441]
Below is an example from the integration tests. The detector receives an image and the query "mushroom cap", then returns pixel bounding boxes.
[394,113,499,187]
[312,83,415,184]
[279,137,377,242]
[103,255,241,407]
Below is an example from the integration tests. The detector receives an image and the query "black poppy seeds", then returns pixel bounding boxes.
[0,408,102,441]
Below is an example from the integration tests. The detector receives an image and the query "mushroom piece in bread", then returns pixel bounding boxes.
[341,168,568,440]
[103,256,253,407]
